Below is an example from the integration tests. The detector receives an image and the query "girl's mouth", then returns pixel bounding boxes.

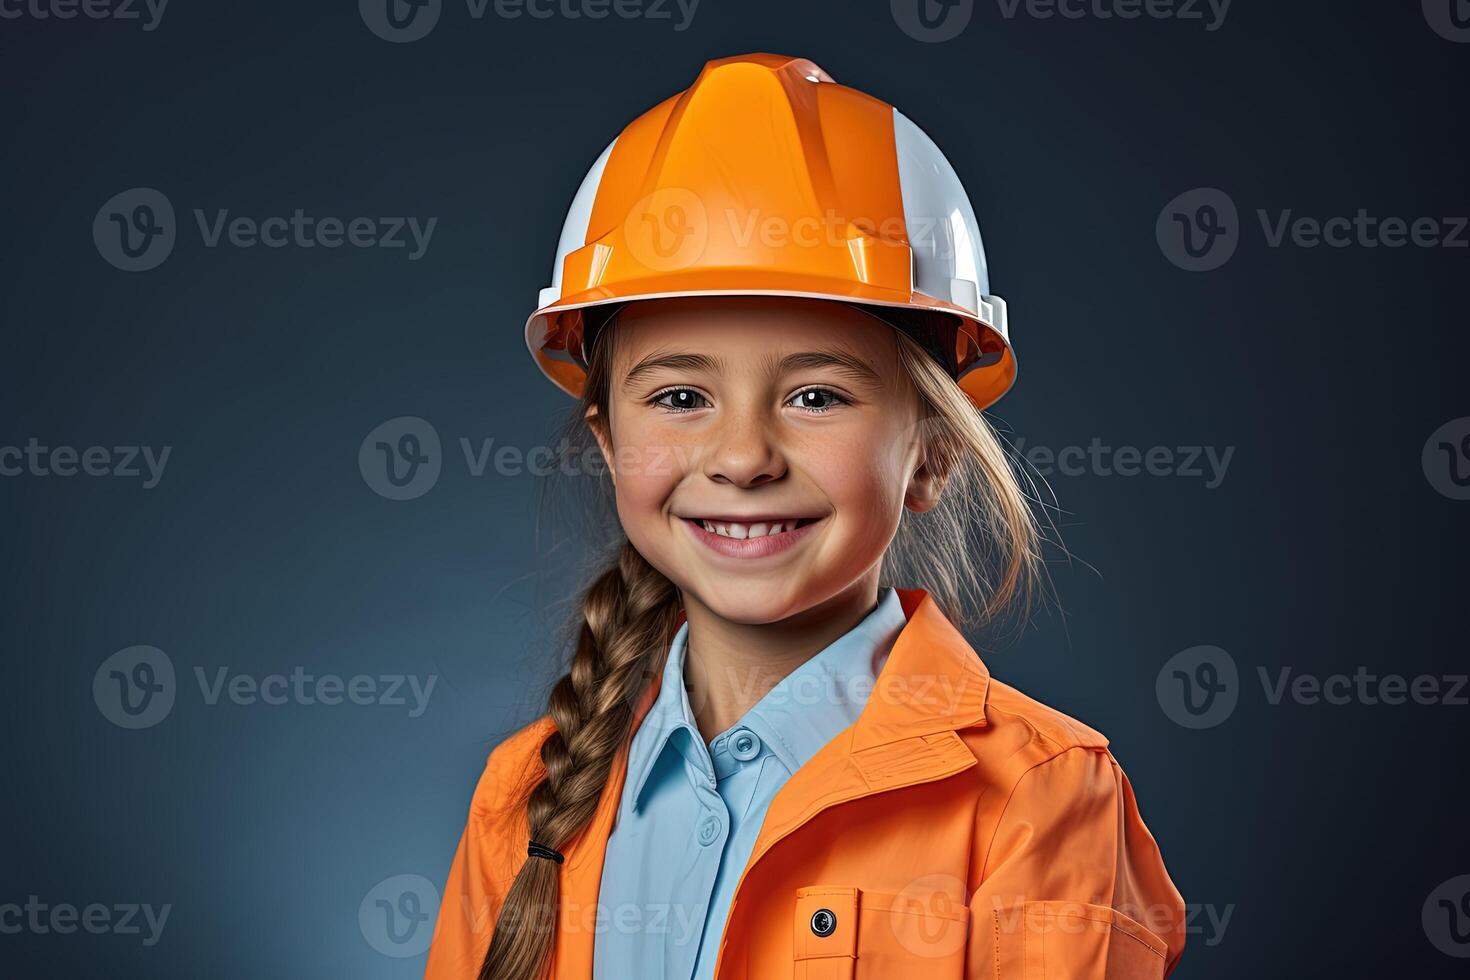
[678,516,823,559]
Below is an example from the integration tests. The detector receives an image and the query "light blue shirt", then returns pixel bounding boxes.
[592,587,908,980]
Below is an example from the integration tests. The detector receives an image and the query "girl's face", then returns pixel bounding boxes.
[589,295,943,625]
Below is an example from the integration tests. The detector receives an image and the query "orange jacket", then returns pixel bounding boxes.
[425,589,1187,979]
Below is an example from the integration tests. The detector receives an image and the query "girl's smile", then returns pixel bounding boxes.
[678,514,826,560]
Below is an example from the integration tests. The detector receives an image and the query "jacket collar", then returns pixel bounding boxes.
[550,587,990,972]
[848,586,990,750]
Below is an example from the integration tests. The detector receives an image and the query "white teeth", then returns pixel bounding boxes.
[699,520,799,538]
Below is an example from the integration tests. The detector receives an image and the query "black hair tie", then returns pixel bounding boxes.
[527,840,565,864]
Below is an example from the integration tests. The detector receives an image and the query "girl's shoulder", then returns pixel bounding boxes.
[469,715,558,817]
[981,675,1111,754]
[964,677,1164,840]
[966,674,1121,791]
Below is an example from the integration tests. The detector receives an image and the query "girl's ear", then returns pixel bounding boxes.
[585,404,615,486]
[904,442,948,514]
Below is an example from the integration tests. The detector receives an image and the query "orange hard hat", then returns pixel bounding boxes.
[525,52,1015,410]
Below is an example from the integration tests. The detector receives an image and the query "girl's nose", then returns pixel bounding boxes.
[702,411,786,488]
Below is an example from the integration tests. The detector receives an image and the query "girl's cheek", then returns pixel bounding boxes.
[610,419,696,506]
[799,428,910,505]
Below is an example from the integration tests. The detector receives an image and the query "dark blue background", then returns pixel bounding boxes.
[2,1,1467,977]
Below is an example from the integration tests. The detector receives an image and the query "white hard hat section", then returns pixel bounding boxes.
[539,137,618,311]
[892,108,1006,342]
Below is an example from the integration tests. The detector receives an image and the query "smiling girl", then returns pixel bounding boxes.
[426,54,1186,980]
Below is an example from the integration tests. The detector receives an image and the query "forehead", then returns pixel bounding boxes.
[607,296,899,369]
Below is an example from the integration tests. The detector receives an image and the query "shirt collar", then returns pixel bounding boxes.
[623,587,908,814]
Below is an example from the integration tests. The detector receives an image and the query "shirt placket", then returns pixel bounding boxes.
[665,727,728,980]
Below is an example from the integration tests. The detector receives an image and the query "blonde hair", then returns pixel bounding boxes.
[478,307,1042,980]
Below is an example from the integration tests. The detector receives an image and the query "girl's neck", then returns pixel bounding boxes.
[678,570,883,744]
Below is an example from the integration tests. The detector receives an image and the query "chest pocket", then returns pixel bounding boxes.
[793,885,972,979]
[983,901,1168,979]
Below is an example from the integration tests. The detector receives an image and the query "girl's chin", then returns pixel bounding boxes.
[677,579,837,626]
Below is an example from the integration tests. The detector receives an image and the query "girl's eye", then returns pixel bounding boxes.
[787,387,846,412]
[650,387,845,412]
[651,388,708,412]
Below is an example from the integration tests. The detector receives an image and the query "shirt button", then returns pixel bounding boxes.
[728,727,761,761]
[697,813,722,846]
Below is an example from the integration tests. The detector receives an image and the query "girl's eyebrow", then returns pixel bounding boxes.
[621,348,882,389]
[622,351,724,389]
[771,350,883,387]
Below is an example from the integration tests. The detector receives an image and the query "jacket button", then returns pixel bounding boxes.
[697,813,722,846]
[809,908,837,937]
[729,727,761,761]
